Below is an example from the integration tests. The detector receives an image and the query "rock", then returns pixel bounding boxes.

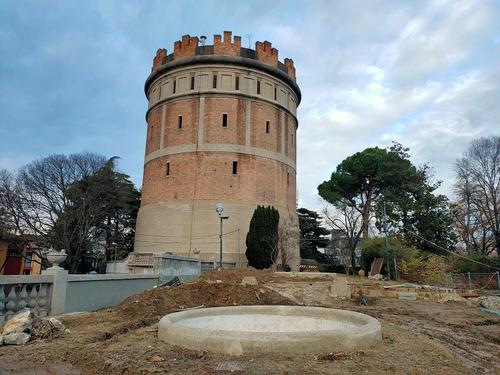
[3,332,31,345]
[479,296,500,310]
[358,270,366,277]
[148,355,165,362]
[0,335,3,346]
[49,317,65,331]
[241,276,258,286]
[1,310,34,336]
[368,274,384,280]
[438,294,464,303]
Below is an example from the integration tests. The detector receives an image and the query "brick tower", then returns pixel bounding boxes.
[134,31,301,268]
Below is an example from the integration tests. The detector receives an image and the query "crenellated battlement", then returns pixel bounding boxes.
[152,48,167,71]
[255,41,278,67]
[214,31,241,57]
[174,35,199,59]
[151,31,296,81]
[284,58,296,81]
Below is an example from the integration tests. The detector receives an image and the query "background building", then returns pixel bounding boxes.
[0,236,41,275]
[134,31,301,267]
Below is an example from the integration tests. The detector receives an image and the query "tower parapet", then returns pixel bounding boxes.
[150,31,297,83]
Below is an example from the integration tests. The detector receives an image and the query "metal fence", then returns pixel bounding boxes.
[448,272,500,290]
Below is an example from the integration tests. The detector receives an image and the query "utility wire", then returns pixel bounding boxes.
[402,227,500,272]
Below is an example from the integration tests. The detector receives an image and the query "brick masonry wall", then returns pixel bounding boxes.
[145,106,162,154]
[203,97,246,145]
[142,152,296,210]
[163,99,199,147]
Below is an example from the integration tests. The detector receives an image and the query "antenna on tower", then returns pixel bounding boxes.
[246,33,253,48]
[200,35,207,46]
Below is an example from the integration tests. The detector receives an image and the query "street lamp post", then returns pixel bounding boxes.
[215,203,229,268]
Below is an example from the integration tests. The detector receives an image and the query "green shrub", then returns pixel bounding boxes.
[399,247,451,285]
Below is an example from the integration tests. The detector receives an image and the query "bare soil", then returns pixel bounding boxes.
[1,269,499,374]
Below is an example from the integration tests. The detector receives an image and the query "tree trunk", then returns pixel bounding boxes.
[362,191,372,239]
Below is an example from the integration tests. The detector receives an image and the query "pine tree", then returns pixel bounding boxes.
[297,207,330,260]
[245,205,279,269]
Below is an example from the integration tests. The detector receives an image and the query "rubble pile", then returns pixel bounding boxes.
[0,310,68,346]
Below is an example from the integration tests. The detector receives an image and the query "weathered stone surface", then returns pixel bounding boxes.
[3,332,31,345]
[1,310,34,335]
[479,296,500,310]
[241,276,258,286]
[0,335,3,346]
[398,292,417,301]
[331,278,351,298]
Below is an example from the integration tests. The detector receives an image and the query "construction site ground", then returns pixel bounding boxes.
[1,269,499,375]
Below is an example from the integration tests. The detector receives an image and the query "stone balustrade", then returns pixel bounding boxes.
[0,271,159,321]
[1,255,238,323]
[0,275,53,324]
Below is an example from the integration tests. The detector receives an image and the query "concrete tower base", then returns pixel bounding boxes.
[135,201,300,268]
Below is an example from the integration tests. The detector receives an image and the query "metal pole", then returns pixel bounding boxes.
[237,229,240,268]
[383,202,391,280]
[467,272,472,290]
[219,216,223,268]
[496,271,500,291]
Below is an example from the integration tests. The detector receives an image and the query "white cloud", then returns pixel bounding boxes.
[283,0,500,211]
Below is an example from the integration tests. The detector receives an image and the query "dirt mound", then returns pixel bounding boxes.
[115,279,293,321]
[202,268,276,284]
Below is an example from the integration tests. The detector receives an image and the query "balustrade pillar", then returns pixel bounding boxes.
[41,268,68,315]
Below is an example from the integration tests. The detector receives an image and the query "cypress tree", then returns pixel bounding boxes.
[245,205,279,269]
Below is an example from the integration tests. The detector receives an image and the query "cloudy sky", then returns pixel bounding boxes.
[1,0,499,211]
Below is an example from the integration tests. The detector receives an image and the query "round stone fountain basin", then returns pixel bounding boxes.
[158,305,382,355]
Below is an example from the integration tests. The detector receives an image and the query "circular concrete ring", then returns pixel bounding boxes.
[158,305,382,356]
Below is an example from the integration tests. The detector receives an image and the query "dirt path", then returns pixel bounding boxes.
[1,270,499,374]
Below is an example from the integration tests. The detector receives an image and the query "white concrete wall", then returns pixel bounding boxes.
[154,254,201,281]
[106,260,129,274]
